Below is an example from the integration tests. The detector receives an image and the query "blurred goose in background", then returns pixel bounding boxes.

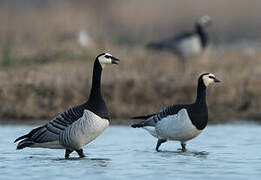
[131,73,220,152]
[78,30,93,47]
[14,53,120,159]
[147,16,212,60]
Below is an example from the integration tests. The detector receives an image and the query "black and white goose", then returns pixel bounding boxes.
[14,53,120,158]
[131,73,220,152]
[147,16,212,60]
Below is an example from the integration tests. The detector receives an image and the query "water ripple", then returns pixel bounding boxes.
[1,125,261,180]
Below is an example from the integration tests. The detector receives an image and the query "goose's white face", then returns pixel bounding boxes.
[98,53,119,68]
[197,16,211,26]
[202,73,220,87]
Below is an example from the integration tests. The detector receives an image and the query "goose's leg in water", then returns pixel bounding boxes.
[76,149,85,158]
[65,149,73,159]
[181,142,187,152]
[156,139,167,152]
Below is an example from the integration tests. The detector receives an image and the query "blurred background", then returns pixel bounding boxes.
[0,0,260,124]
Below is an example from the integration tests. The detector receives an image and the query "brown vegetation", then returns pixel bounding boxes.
[0,1,260,124]
[0,46,260,124]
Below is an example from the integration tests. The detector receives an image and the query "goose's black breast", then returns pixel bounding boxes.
[186,105,208,130]
[84,99,110,120]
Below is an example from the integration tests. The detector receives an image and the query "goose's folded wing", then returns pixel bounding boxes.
[153,104,188,122]
[171,32,194,43]
[15,105,85,144]
[147,32,194,50]
[131,104,188,128]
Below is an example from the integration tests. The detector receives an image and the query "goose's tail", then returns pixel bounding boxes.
[131,113,156,128]
[131,121,146,128]
[131,113,155,120]
[14,126,44,150]
[16,139,34,150]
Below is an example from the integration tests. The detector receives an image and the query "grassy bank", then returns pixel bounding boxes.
[0,1,260,124]
[0,45,260,124]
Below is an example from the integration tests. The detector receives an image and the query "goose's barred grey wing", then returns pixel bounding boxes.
[131,104,188,128]
[152,104,187,122]
[147,33,194,51]
[15,104,87,149]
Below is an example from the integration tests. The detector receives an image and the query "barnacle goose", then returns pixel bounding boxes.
[14,53,120,158]
[131,73,220,152]
[147,16,212,60]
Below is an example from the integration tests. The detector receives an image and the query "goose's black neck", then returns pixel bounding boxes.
[89,60,102,99]
[85,59,110,120]
[191,78,208,130]
[195,24,208,48]
[195,79,207,106]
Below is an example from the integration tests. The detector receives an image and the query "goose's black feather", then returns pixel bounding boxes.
[15,55,110,149]
[147,18,209,55]
[131,74,209,130]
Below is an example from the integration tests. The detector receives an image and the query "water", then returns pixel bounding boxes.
[1,123,261,180]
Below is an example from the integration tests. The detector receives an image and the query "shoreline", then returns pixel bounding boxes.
[1,117,260,126]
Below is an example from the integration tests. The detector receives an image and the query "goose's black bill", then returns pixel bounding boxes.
[209,76,221,83]
[214,78,221,83]
[111,56,120,64]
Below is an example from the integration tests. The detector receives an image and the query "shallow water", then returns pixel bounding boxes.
[1,123,261,180]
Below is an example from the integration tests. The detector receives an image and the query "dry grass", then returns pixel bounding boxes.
[0,46,261,124]
[0,1,260,124]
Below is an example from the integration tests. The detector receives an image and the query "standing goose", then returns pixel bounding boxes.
[131,73,220,152]
[147,16,212,60]
[14,53,120,158]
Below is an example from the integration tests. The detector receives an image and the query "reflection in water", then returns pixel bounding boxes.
[1,125,261,180]
[90,158,111,161]
[54,157,88,161]
[54,157,110,162]
[156,150,209,159]
[53,157,110,168]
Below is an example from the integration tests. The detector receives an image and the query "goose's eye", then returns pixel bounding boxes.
[209,76,215,80]
[105,55,111,58]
